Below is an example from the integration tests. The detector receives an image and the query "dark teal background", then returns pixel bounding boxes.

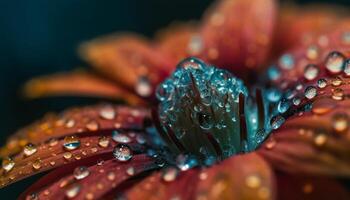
[0,0,349,198]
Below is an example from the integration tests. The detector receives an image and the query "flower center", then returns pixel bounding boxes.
[155,57,274,165]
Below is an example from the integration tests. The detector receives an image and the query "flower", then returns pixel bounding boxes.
[1,0,350,199]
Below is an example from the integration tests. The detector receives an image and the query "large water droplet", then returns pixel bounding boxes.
[112,131,131,143]
[2,157,15,172]
[113,144,133,162]
[270,115,285,130]
[63,135,81,151]
[303,64,319,81]
[325,51,345,74]
[23,143,37,156]
[304,86,317,99]
[74,166,90,180]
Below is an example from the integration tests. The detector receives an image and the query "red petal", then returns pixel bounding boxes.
[276,172,350,200]
[0,104,151,187]
[199,0,276,70]
[23,70,144,105]
[20,154,157,200]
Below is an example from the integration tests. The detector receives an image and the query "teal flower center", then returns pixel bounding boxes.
[156,57,275,165]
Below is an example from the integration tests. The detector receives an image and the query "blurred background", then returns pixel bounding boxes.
[0,0,349,198]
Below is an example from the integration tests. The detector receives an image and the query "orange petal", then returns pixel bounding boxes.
[0,104,150,157]
[79,34,175,98]
[20,154,158,200]
[276,172,350,200]
[199,0,276,70]
[126,153,275,200]
[156,23,199,63]
[23,70,144,105]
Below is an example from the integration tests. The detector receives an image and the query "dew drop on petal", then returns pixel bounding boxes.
[98,136,110,148]
[245,174,261,188]
[325,51,345,74]
[332,112,349,134]
[74,166,90,180]
[176,154,198,171]
[2,157,15,172]
[317,78,327,88]
[332,88,344,101]
[135,76,152,97]
[270,115,285,130]
[23,143,37,156]
[311,98,336,115]
[314,134,327,147]
[267,66,281,81]
[99,106,115,120]
[277,99,290,113]
[112,131,131,143]
[113,144,132,162]
[107,172,115,181]
[304,86,317,99]
[344,59,350,76]
[126,167,135,176]
[196,112,213,130]
[63,135,81,151]
[279,54,295,70]
[306,45,319,60]
[32,159,42,170]
[65,184,81,199]
[162,167,178,182]
[63,152,73,160]
[303,64,319,81]
[85,120,99,131]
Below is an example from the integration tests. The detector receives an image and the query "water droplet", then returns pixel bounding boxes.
[332,113,349,134]
[32,159,42,170]
[277,99,290,113]
[196,112,213,130]
[331,76,342,87]
[266,88,282,102]
[135,76,152,97]
[65,119,75,128]
[74,166,90,180]
[317,78,327,88]
[162,167,178,182]
[136,134,146,144]
[325,51,345,74]
[306,45,319,60]
[270,115,285,130]
[23,143,37,156]
[112,131,131,143]
[314,134,327,147]
[126,167,135,176]
[303,64,319,81]
[49,138,58,147]
[65,184,81,199]
[63,152,73,160]
[98,136,110,148]
[63,135,81,151]
[332,88,344,101]
[304,86,317,99]
[27,193,38,200]
[188,34,203,55]
[113,144,133,162]
[312,98,336,115]
[343,59,350,76]
[107,172,115,181]
[245,175,261,188]
[279,54,294,69]
[265,138,276,150]
[2,157,15,172]
[99,106,115,120]
[292,97,301,106]
[176,154,198,171]
[267,66,281,81]
[86,120,99,131]
[156,81,174,102]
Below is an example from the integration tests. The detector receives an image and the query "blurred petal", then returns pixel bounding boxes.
[23,70,144,105]
[273,4,350,55]
[79,34,174,98]
[200,0,276,70]
[0,104,151,187]
[276,172,350,200]
[20,154,158,200]
[156,23,198,63]
[194,153,275,200]
[125,153,275,200]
